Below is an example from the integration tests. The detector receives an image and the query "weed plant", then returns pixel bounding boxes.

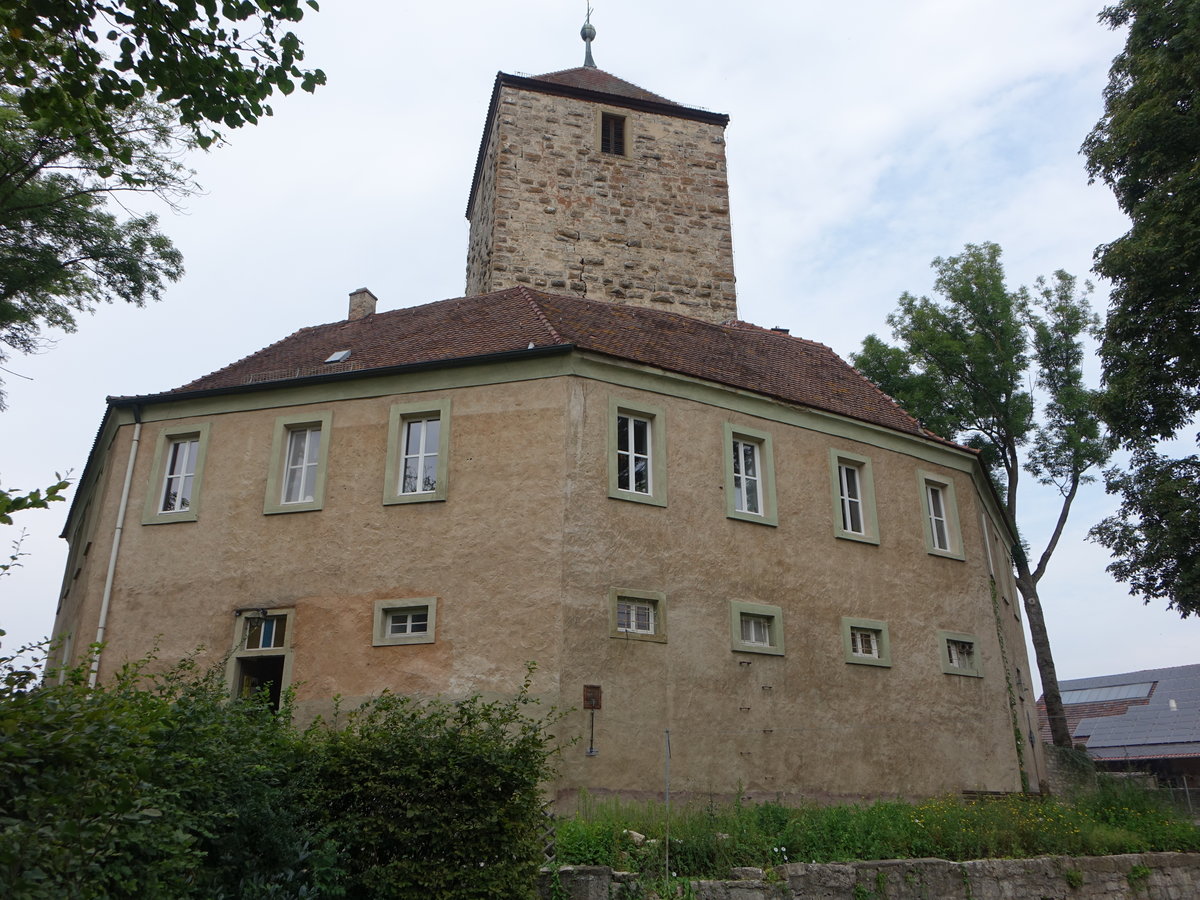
[556,781,1200,878]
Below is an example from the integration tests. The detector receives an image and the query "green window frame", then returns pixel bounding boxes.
[374,598,438,647]
[264,410,333,515]
[938,630,983,678]
[608,398,667,507]
[729,600,784,656]
[829,449,879,544]
[840,616,891,668]
[608,588,667,644]
[142,422,211,525]
[723,423,778,526]
[917,469,964,560]
[225,607,297,709]
[384,399,451,504]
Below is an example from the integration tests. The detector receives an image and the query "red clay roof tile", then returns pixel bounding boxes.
[531,67,680,106]
[148,287,934,441]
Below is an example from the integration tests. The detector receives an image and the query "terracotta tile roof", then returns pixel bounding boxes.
[531,67,680,106]
[144,286,930,440]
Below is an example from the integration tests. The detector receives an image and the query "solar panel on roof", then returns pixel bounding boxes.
[1061,682,1154,704]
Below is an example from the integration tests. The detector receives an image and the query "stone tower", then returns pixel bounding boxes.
[465,23,738,324]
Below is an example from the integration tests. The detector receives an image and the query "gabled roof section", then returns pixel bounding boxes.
[532,66,680,105]
[121,286,929,441]
[466,69,728,219]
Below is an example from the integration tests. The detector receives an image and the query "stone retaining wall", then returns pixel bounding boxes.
[540,852,1200,899]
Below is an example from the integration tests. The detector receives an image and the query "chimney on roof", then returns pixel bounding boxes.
[348,287,377,321]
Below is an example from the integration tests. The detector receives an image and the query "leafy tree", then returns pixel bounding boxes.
[852,242,1112,748]
[1083,0,1200,614]
[1089,450,1200,616]
[0,0,326,159]
[0,94,186,407]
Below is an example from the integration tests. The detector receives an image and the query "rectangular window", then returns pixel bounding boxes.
[385,400,451,505]
[265,411,332,514]
[142,422,211,525]
[839,464,864,534]
[732,438,762,515]
[617,414,652,495]
[608,588,667,643]
[160,437,200,513]
[729,601,784,656]
[245,614,287,650]
[608,399,667,506]
[600,112,625,155]
[841,617,891,667]
[938,630,983,677]
[401,416,440,494]
[283,425,322,504]
[740,613,772,646]
[374,598,438,646]
[927,484,949,550]
[917,470,963,559]
[829,450,878,543]
[723,424,777,525]
[617,598,656,635]
[850,627,878,658]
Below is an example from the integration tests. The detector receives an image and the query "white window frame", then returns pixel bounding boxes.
[828,450,878,544]
[374,598,438,647]
[938,630,983,677]
[917,469,964,559]
[723,423,777,525]
[243,613,288,651]
[729,600,784,656]
[282,425,322,505]
[142,422,211,525]
[608,399,667,507]
[840,617,891,668]
[385,399,451,505]
[160,436,200,513]
[399,416,441,495]
[265,411,332,515]
[616,599,656,635]
[608,588,667,643]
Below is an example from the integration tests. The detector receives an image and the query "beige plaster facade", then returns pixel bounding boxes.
[53,349,1045,805]
[466,74,738,324]
[50,58,1045,808]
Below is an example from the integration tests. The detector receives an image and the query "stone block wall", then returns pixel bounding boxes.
[466,84,738,324]
[540,853,1200,899]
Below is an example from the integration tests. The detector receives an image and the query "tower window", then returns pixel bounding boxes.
[600,113,626,155]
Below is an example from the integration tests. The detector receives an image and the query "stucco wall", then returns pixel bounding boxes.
[466,85,738,323]
[52,354,1043,802]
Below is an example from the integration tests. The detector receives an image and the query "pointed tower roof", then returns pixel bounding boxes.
[530,66,679,106]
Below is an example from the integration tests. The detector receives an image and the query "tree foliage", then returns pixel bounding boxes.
[1090,450,1200,616]
[852,242,1112,748]
[1083,0,1200,615]
[1084,0,1200,443]
[0,0,326,159]
[0,646,560,898]
[0,94,186,406]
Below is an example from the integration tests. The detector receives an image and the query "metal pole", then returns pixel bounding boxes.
[664,729,671,879]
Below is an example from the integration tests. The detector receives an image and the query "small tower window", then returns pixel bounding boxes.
[600,112,625,155]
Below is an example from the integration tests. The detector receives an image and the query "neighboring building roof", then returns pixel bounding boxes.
[1038,663,1200,761]
[117,286,930,440]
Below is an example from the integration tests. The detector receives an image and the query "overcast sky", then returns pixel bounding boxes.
[3,1,1195,693]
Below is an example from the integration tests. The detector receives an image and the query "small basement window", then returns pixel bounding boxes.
[374,598,438,647]
[600,112,626,155]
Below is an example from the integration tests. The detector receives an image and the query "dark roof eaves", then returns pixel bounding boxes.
[108,342,577,407]
[500,72,729,125]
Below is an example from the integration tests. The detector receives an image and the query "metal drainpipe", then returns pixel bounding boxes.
[89,412,142,688]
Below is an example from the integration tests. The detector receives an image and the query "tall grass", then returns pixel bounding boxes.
[555,780,1200,878]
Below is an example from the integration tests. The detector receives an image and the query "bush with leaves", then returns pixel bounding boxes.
[0,646,337,899]
[299,667,561,900]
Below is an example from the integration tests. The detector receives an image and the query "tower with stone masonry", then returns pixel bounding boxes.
[465,20,738,324]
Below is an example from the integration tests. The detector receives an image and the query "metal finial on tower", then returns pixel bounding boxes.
[581,3,597,68]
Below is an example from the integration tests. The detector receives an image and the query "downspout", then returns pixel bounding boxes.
[89,407,142,687]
